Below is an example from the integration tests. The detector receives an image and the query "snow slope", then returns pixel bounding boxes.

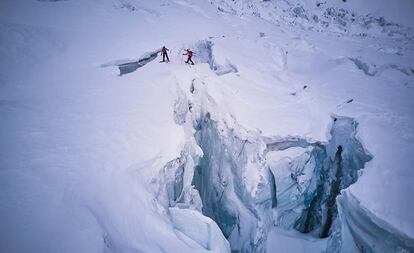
[1,0,413,252]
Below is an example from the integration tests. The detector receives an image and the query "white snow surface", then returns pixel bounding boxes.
[169,207,231,252]
[0,0,413,252]
[266,227,328,253]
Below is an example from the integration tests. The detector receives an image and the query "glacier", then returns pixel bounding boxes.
[1,0,413,252]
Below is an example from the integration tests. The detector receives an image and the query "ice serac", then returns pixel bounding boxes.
[328,190,414,253]
[209,0,412,39]
[268,117,373,240]
[296,117,372,238]
[154,105,275,252]
[190,40,238,76]
[192,113,273,253]
[153,141,204,212]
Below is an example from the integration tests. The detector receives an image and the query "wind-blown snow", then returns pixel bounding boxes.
[1,0,413,252]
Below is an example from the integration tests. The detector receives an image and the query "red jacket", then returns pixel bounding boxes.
[185,50,193,57]
[162,47,169,54]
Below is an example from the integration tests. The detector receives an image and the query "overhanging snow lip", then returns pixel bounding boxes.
[101,48,162,76]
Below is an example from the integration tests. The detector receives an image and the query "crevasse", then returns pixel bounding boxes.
[153,77,411,252]
[191,112,273,252]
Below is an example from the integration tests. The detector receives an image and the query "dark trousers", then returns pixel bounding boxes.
[163,53,169,62]
[186,56,194,65]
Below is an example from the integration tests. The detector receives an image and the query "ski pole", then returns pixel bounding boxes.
[181,51,184,64]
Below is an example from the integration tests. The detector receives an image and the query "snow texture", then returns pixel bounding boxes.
[1,0,413,252]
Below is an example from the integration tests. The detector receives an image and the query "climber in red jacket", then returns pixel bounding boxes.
[183,49,194,65]
[161,46,169,62]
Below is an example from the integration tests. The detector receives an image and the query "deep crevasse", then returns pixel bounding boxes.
[149,69,414,252]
